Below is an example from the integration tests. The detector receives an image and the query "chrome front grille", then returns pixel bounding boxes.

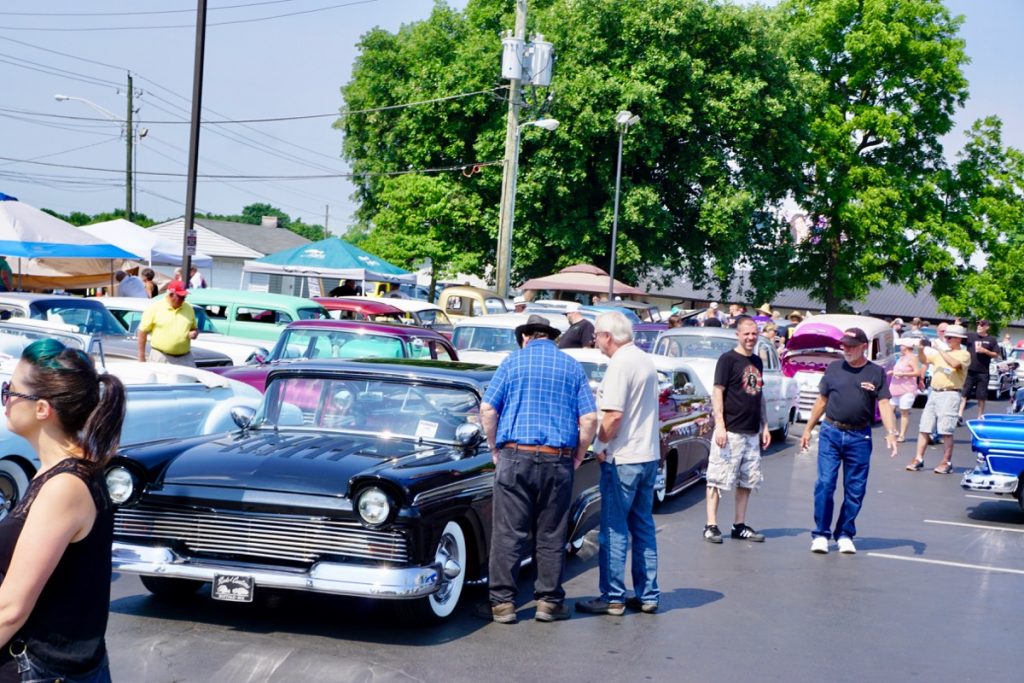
[115,504,408,564]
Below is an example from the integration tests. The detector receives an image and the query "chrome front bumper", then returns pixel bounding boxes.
[112,542,443,599]
[960,469,1019,495]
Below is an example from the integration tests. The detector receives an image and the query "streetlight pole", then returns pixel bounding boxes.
[607,110,640,300]
[55,89,135,221]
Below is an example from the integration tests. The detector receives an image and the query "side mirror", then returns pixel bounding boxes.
[455,422,484,451]
[231,406,257,429]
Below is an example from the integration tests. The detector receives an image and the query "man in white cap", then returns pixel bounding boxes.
[558,303,595,349]
[698,302,724,327]
[513,296,528,314]
[906,324,970,474]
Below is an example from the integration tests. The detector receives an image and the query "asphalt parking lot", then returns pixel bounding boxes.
[107,404,1023,683]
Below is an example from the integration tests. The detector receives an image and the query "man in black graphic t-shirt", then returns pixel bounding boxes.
[800,327,898,555]
[959,319,999,420]
[703,317,771,545]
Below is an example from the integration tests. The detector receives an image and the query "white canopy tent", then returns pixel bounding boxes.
[80,218,213,267]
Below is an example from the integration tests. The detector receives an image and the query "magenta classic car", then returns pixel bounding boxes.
[212,319,460,393]
[782,314,896,421]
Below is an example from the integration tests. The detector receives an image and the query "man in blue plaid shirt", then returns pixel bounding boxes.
[480,314,597,624]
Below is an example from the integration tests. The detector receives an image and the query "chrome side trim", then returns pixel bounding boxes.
[412,472,494,505]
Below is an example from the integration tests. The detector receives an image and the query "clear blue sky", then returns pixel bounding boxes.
[0,0,1018,233]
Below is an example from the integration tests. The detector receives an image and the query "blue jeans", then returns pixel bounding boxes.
[598,460,660,604]
[813,422,872,540]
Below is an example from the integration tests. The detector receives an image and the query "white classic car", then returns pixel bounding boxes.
[651,326,799,440]
[0,321,261,517]
[452,312,571,365]
[100,296,269,365]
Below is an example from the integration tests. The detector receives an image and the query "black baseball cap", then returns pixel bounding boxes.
[839,327,869,346]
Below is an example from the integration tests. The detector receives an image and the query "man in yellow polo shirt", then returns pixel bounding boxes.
[906,324,970,474]
[137,279,198,367]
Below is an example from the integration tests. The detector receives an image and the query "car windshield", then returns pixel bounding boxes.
[452,326,518,353]
[0,325,86,359]
[484,298,508,314]
[634,328,661,351]
[193,306,221,333]
[272,328,406,361]
[297,307,327,320]
[417,309,452,328]
[256,375,480,442]
[29,301,128,336]
[655,334,735,359]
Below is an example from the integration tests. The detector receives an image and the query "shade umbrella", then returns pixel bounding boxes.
[0,193,137,259]
[80,218,212,267]
[520,264,645,296]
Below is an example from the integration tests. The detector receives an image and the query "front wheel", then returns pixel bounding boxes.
[771,412,793,444]
[396,520,467,622]
[0,459,31,521]
[140,575,204,598]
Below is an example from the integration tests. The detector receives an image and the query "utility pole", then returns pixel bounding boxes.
[125,72,133,222]
[324,204,330,240]
[181,0,208,278]
[494,0,527,298]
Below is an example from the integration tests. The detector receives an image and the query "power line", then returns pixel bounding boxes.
[0,137,119,168]
[0,154,503,180]
[0,88,504,124]
[0,35,127,71]
[0,0,303,18]
[0,54,121,89]
[0,0,379,32]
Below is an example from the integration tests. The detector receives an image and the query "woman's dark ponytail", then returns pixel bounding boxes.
[80,373,126,465]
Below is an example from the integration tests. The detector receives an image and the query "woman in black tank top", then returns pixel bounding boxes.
[0,340,125,682]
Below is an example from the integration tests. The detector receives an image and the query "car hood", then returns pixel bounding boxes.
[158,429,461,497]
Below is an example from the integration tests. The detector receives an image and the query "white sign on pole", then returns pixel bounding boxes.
[186,229,197,256]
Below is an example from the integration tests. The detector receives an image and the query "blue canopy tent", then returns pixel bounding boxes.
[241,237,414,296]
[0,193,137,259]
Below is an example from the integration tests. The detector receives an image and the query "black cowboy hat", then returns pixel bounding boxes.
[515,314,561,346]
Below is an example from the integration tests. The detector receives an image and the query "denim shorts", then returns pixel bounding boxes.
[706,431,762,491]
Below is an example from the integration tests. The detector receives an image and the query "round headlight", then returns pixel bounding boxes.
[357,487,391,525]
[105,466,136,505]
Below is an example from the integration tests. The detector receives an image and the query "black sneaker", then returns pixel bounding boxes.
[703,524,723,544]
[731,523,765,542]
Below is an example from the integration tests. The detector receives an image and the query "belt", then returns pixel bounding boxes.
[154,348,190,357]
[931,387,960,392]
[824,418,869,431]
[502,442,574,457]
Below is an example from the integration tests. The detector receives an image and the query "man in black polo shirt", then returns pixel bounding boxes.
[557,303,595,349]
[800,328,898,555]
[958,319,999,421]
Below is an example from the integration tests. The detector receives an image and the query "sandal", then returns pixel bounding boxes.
[933,463,954,474]
[896,436,906,443]
[905,459,924,471]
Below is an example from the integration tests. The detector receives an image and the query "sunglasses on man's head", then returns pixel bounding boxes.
[1,381,41,406]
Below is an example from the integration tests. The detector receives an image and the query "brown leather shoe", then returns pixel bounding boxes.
[535,600,571,622]
[625,596,659,613]
[474,601,517,623]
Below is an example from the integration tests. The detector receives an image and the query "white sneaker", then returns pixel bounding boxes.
[810,536,829,554]
[837,537,857,554]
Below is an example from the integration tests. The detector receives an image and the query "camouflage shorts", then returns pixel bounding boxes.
[706,431,763,491]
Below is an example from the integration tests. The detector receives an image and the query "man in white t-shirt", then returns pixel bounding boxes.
[576,311,661,616]
[114,270,148,298]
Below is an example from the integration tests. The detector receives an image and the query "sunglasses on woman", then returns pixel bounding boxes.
[1,381,42,406]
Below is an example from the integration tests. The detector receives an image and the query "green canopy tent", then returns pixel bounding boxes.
[240,237,414,296]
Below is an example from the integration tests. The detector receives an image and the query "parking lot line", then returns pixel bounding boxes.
[963,494,1015,502]
[923,519,1024,534]
[867,553,1024,576]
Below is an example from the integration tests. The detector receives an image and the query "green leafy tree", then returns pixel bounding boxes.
[776,0,970,311]
[41,208,157,227]
[339,0,807,296]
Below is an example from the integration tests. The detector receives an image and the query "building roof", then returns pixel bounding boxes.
[647,271,1024,326]
[148,218,310,259]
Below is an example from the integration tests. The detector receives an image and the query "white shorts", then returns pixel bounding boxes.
[895,392,917,410]
[706,432,763,491]
[919,390,960,435]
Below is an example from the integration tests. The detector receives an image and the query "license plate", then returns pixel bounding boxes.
[212,574,254,602]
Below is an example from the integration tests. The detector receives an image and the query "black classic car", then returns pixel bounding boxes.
[106,359,602,621]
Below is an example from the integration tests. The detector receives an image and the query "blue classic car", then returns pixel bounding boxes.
[106,359,602,622]
[961,415,1024,512]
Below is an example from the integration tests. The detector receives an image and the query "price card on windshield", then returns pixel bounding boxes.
[415,420,439,439]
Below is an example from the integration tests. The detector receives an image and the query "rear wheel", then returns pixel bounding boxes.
[0,459,31,521]
[396,520,467,622]
[771,411,794,444]
[140,575,205,598]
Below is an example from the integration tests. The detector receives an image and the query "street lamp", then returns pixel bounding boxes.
[495,117,559,297]
[607,110,640,299]
[55,89,139,222]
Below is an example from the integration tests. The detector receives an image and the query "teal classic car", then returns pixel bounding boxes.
[184,289,328,344]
